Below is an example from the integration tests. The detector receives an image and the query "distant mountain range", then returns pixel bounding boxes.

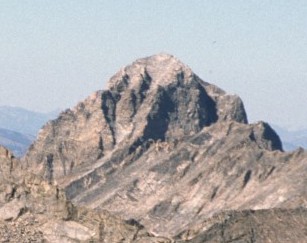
[0,106,60,157]
[0,106,59,135]
[0,128,34,157]
[272,125,307,151]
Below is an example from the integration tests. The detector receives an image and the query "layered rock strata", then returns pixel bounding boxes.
[20,54,307,239]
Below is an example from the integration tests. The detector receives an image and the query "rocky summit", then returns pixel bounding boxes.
[0,54,306,242]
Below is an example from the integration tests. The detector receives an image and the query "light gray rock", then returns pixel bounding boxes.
[20,54,307,240]
[0,199,25,221]
[40,220,96,242]
[0,146,166,242]
[24,54,248,183]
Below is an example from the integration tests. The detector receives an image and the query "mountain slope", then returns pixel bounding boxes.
[24,53,249,181]
[23,54,307,238]
[176,208,307,242]
[0,146,169,242]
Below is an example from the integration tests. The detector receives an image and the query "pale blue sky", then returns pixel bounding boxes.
[0,1,306,129]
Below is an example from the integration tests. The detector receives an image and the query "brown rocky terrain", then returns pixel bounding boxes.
[0,146,170,242]
[176,208,307,242]
[0,54,306,242]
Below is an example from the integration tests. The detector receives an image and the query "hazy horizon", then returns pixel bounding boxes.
[0,1,306,130]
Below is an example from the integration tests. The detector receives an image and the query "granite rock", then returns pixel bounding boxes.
[19,54,307,240]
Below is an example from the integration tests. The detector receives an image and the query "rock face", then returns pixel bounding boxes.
[0,145,168,242]
[176,208,307,242]
[24,54,248,183]
[20,54,307,240]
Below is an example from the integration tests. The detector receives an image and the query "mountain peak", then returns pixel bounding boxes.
[25,54,251,181]
[108,53,194,91]
[21,54,296,238]
[1,54,306,241]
